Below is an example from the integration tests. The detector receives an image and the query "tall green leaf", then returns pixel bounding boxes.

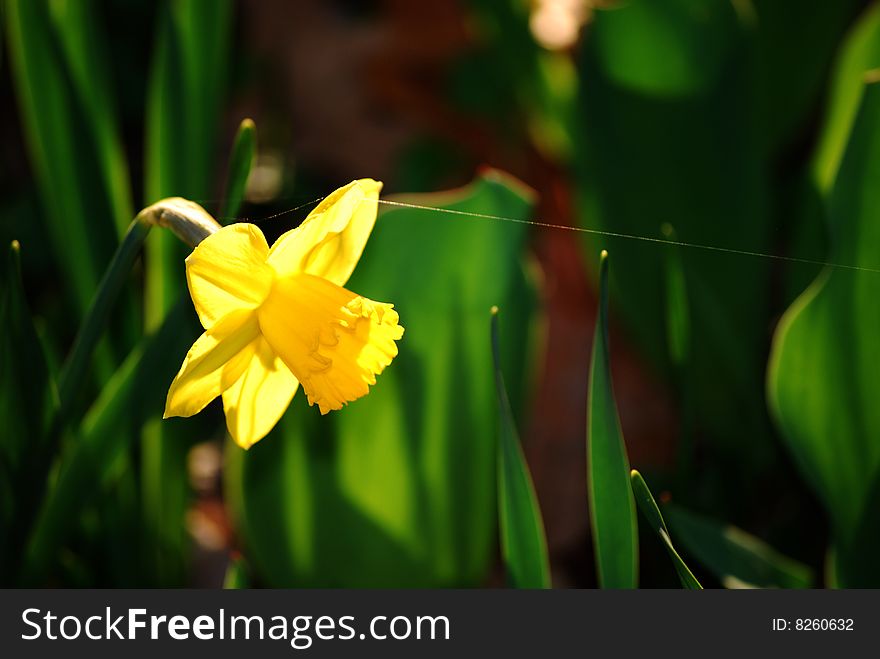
[0,241,58,581]
[47,0,133,235]
[587,251,637,589]
[220,118,256,221]
[491,307,550,589]
[5,0,115,312]
[664,504,813,589]
[141,0,232,586]
[630,470,701,589]
[226,170,540,586]
[812,2,880,194]
[767,81,880,586]
[144,0,232,324]
[5,0,132,378]
[22,298,195,585]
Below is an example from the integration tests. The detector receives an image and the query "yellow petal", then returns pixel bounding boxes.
[185,223,275,328]
[266,179,382,286]
[222,338,299,449]
[256,273,404,414]
[164,309,261,418]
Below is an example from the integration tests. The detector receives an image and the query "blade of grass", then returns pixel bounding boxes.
[491,306,550,589]
[587,250,638,588]
[630,470,701,589]
[220,118,256,221]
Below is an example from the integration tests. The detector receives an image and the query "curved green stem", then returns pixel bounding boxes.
[55,219,151,420]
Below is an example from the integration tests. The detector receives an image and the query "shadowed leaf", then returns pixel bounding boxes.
[587,251,638,588]
[492,307,550,589]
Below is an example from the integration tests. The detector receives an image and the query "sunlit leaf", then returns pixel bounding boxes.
[812,3,880,194]
[767,82,880,586]
[226,170,540,586]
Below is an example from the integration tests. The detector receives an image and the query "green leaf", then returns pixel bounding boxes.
[5,0,132,378]
[812,3,880,194]
[587,251,638,589]
[589,0,739,97]
[141,0,232,586]
[767,82,880,586]
[630,470,701,589]
[5,0,117,311]
[144,0,233,325]
[0,241,58,580]
[0,241,57,464]
[664,504,813,589]
[47,0,133,235]
[491,307,550,589]
[55,220,151,422]
[22,297,196,584]
[220,118,256,221]
[226,170,540,586]
[223,555,250,590]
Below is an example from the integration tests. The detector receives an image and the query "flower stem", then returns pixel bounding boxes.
[55,218,151,420]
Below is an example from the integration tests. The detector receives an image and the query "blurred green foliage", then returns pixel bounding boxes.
[2,0,880,589]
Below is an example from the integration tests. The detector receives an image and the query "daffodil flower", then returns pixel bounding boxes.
[164,179,403,449]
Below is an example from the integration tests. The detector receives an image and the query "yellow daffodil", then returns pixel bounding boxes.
[164,179,403,449]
